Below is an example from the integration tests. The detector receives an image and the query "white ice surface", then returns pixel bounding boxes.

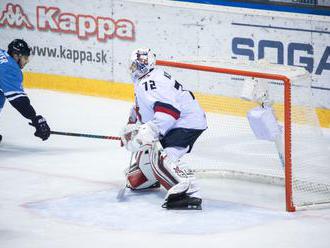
[1,89,330,248]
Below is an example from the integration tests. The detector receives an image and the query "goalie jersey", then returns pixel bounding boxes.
[132,68,207,136]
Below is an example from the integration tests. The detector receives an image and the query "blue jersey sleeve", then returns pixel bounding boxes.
[0,49,25,100]
[0,49,37,120]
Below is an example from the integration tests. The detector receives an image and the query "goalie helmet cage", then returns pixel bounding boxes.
[156,59,330,212]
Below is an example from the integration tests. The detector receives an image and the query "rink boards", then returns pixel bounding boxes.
[23,71,330,128]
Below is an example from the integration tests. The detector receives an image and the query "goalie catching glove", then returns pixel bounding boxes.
[120,122,159,152]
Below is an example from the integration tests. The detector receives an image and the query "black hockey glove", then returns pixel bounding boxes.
[29,115,51,141]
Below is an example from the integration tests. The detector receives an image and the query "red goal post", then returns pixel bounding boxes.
[156,59,329,212]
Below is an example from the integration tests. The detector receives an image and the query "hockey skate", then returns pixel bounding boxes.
[162,194,202,210]
[0,134,2,143]
[162,182,202,210]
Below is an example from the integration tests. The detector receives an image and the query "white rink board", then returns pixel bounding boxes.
[0,0,329,108]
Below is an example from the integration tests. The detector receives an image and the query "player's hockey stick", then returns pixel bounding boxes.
[50,131,121,141]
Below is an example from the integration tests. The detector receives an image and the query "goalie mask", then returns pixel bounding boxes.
[130,48,156,79]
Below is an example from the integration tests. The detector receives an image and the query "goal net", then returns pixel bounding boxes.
[156,59,330,212]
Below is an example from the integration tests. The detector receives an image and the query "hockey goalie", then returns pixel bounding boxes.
[120,48,207,210]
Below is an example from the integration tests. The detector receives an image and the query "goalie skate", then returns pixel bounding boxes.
[162,194,202,210]
[162,182,202,210]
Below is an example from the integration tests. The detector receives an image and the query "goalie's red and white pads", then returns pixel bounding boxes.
[125,140,201,208]
[150,142,199,196]
[120,122,159,152]
[126,148,158,190]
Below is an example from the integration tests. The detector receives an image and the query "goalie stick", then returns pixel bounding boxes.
[50,131,121,141]
[116,152,134,201]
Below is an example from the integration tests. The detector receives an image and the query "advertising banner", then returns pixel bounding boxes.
[0,0,329,109]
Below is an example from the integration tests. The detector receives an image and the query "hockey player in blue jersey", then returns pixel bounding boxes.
[0,39,50,142]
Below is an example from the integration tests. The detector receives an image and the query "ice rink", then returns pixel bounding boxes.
[1,89,330,248]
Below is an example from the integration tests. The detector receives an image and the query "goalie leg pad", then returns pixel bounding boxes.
[150,142,201,208]
[151,143,196,189]
[150,150,178,190]
[150,142,198,189]
[127,165,148,189]
[126,148,159,190]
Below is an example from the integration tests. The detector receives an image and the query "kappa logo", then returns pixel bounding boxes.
[0,3,34,29]
[0,3,135,42]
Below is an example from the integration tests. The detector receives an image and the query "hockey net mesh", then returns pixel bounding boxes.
[157,59,330,211]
